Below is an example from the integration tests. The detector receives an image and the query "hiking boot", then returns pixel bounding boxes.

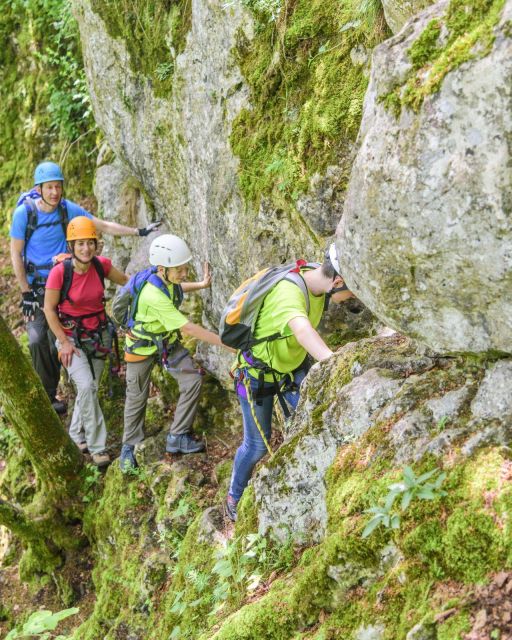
[225,495,238,522]
[77,441,89,454]
[119,444,138,473]
[166,433,205,454]
[92,451,111,468]
[51,398,67,415]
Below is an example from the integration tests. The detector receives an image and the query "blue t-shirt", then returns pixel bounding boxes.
[10,198,93,282]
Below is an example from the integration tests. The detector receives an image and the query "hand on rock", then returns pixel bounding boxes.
[200,262,212,289]
[138,221,162,237]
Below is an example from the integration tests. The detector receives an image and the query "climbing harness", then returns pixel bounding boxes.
[242,374,274,458]
[59,311,121,390]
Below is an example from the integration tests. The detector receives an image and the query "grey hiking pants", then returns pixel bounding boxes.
[27,307,60,400]
[123,344,203,447]
[57,337,108,455]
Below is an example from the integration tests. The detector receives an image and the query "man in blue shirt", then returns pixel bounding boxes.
[10,161,160,414]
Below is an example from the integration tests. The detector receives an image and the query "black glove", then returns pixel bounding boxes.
[138,221,162,237]
[21,290,39,321]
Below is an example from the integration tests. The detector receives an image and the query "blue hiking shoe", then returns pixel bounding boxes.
[166,433,205,454]
[120,444,138,473]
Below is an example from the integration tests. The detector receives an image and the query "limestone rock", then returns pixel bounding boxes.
[470,360,512,420]
[382,0,432,34]
[94,148,152,277]
[338,0,512,354]
[354,624,385,640]
[406,622,436,640]
[254,339,408,542]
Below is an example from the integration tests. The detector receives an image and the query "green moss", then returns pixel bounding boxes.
[381,0,506,114]
[443,509,501,582]
[231,0,389,207]
[437,611,471,639]
[408,19,442,69]
[89,0,192,97]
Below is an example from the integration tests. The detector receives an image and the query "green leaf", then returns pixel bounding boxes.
[401,490,413,511]
[362,515,384,538]
[403,466,416,486]
[169,625,181,639]
[212,559,233,578]
[416,468,439,484]
[434,472,447,488]
[245,533,260,547]
[22,609,78,634]
[390,514,401,529]
[385,489,401,511]
[418,488,436,500]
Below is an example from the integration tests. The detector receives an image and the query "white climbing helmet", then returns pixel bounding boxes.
[149,234,192,267]
[328,242,342,276]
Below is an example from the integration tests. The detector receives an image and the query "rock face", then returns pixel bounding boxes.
[95,147,152,276]
[382,0,432,34]
[338,0,512,354]
[253,334,512,542]
[73,0,317,326]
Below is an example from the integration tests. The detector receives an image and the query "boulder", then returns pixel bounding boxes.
[338,0,512,354]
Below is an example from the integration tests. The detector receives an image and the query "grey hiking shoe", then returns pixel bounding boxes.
[92,451,111,468]
[225,495,238,522]
[166,433,205,454]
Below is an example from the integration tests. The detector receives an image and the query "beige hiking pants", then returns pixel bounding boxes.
[123,345,203,447]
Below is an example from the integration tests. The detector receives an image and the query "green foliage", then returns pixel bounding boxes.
[89,0,192,97]
[0,423,18,458]
[6,607,79,639]
[231,0,389,207]
[362,466,447,537]
[81,463,102,503]
[0,0,96,220]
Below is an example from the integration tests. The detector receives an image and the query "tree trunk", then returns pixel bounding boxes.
[0,314,83,499]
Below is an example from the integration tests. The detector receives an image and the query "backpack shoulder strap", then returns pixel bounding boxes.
[60,259,74,305]
[23,199,38,249]
[148,274,172,300]
[91,256,105,290]
[59,200,69,237]
[284,269,310,315]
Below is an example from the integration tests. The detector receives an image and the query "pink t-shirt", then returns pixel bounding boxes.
[46,256,112,335]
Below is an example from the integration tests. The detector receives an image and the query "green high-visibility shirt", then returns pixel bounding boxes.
[125,280,188,357]
[238,275,326,380]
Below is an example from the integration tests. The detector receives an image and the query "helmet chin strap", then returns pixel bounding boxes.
[159,267,172,284]
[328,282,349,296]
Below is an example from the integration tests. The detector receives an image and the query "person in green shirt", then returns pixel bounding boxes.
[225,244,355,521]
[121,234,233,470]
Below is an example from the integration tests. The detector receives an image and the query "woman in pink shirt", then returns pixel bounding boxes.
[44,216,128,467]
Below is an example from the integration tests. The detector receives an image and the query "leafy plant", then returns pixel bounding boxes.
[81,463,101,503]
[437,415,450,431]
[6,607,79,639]
[362,466,447,538]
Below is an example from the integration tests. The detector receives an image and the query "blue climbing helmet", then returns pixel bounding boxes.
[33,161,64,185]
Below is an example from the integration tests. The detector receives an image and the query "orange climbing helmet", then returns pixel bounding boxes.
[66,216,98,242]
